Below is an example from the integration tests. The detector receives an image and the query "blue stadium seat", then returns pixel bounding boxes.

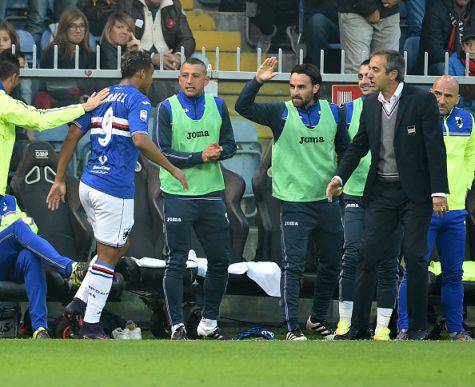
[16,29,35,62]
[403,36,420,75]
[6,0,27,8]
[221,119,262,199]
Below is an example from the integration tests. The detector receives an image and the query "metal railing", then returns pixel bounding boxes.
[11,44,475,85]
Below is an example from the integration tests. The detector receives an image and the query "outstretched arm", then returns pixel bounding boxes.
[133,133,188,190]
[1,89,109,132]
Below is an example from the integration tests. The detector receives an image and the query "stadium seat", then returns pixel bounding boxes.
[222,119,262,199]
[8,141,124,301]
[16,29,35,62]
[35,125,79,176]
[403,36,421,75]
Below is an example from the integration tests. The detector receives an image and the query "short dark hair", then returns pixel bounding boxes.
[182,57,207,73]
[360,59,370,67]
[371,50,405,82]
[0,52,20,80]
[290,64,322,86]
[121,49,152,79]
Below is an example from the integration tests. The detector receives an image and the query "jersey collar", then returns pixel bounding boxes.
[0,82,5,92]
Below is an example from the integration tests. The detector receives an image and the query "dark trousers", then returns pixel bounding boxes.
[163,196,231,325]
[340,200,403,304]
[353,180,432,331]
[280,200,343,332]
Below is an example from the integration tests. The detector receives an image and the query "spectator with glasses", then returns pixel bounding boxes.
[39,8,96,107]
[41,8,95,70]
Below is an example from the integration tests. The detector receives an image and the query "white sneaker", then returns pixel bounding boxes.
[285,330,308,341]
[112,321,142,340]
[197,320,231,340]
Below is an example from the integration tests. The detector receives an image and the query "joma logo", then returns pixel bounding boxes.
[187,130,210,140]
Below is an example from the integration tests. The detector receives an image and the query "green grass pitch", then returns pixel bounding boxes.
[1,340,474,386]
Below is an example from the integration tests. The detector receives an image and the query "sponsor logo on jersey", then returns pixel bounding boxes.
[187,130,210,140]
[166,217,182,223]
[140,109,148,122]
[299,136,325,144]
[99,155,108,165]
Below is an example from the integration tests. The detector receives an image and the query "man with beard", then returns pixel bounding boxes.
[235,59,349,340]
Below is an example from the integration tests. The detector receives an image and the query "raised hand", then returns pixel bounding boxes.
[256,57,279,84]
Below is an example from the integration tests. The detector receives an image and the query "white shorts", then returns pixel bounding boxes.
[79,182,134,248]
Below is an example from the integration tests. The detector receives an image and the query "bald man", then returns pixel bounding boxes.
[397,76,475,341]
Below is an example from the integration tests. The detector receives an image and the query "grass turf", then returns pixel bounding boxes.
[1,340,474,386]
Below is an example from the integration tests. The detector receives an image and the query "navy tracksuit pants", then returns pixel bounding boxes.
[163,195,231,325]
[280,200,343,332]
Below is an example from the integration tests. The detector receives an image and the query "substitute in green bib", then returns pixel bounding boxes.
[155,57,237,340]
[236,59,350,341]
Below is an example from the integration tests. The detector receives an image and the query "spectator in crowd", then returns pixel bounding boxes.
[39,8,95,107]
[337,0,401,74]
[448,28,475,75]
[302,0,339,67]
[0,0,6,21]
[0,21,33,106]
[78,0,118,37]
[41,8,95,69]
[117,0,195,70]
[26,0,78,46]
[419,0,475,75]
[405,0,426,37]
[448,25,475,112]
[252,0,297,54]
[99,11,141,69]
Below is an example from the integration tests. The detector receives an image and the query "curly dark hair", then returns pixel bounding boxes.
[121,48,152,79]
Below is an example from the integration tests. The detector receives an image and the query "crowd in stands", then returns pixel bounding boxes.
[1,1,475,108]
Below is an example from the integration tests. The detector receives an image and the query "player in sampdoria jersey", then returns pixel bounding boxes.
[46,49,188,339]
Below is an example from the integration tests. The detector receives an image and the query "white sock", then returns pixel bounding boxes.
[376,307,393,331]
[83,260,115,324]
[75,256,97,303]
[172,323,185,334]
[338,301,353,324]
[200,318,217,330]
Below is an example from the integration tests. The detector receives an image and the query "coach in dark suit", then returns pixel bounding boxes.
[326,50,449,340]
